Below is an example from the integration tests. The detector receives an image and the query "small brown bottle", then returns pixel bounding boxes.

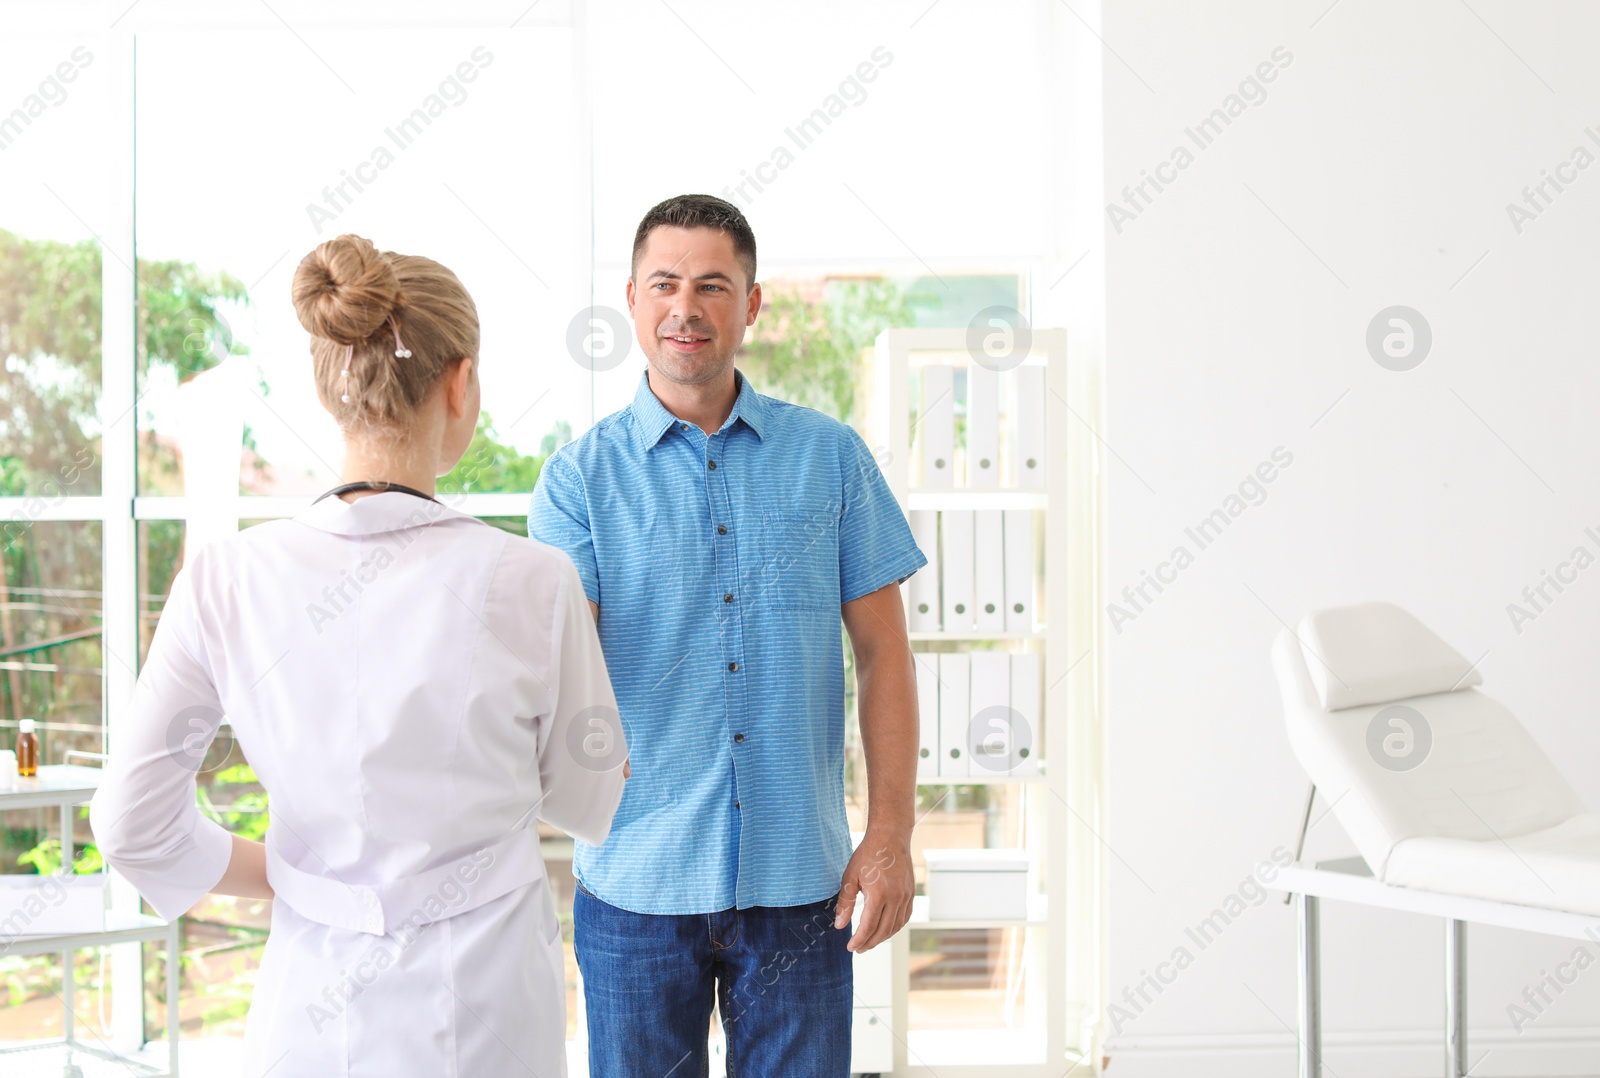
[16,718,38,778]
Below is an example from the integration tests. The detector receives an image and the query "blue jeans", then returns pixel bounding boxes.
[573,879,853,1078]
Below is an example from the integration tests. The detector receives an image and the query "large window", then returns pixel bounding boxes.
[134,25,588,505]
[2,0,1078,1066]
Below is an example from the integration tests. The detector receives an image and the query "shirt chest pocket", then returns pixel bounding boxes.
[753,504,841,611]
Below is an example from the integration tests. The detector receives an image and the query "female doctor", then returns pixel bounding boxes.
[89,234,626,1077]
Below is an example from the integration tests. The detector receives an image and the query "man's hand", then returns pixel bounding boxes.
[834,830,914,953]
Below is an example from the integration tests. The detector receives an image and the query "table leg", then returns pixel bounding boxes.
[62,943,74,1046]
[1445,918,1467,1077]
[168,919,181,1077]
[1298,892,1321,1078]
[61,801,74,1048]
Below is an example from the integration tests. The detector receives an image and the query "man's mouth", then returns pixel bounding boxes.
[663,333,710,352]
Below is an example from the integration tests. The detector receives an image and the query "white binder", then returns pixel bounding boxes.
[967,362,1000,488]
[1009,651,1042,775]
[908,510,941,632]
[1003,509,1035,634]
[920,364,956,488]
[915,653,940,778]
[937,652,970,779]
[967,651,1011,775]
[1007,364,1046,487]
[941,509,974,632]
[974,509,1006,633]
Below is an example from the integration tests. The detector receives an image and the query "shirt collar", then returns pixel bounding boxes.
[294,491,483,536]
[629,366,768,452]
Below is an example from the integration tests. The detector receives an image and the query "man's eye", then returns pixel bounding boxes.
[703,285,723,293]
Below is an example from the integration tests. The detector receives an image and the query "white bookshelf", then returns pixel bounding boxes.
[857,327,1103,1077]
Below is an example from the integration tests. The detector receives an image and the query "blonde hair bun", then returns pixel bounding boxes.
[291,234,401,346]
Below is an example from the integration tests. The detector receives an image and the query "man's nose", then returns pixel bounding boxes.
[669,287,703,323]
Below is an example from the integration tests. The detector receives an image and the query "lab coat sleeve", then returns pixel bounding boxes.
[536,556,626,847]
[88,562,235,921]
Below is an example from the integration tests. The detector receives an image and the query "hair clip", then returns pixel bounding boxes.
[340,343,353,403]
[390,316,412,359]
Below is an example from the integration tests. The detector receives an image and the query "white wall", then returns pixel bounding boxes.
[1102,1,1600,1074]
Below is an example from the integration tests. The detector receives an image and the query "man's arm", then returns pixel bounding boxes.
[834,580,918,952]
[586,598,628,778]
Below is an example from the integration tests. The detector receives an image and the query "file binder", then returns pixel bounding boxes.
[974,509,1006,633]
[1007,364,1046,487]
[941,509,974,632]
[1008,651,1042,775]
[967,651,1011,774]
[1003,509,1035,634]
[937,652,970,779]
[967,361,1000,488]
[916,654,940,778]
[920,364,956,487]
[908,510,941,632]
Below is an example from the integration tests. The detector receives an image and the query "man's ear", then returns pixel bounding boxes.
[746,281,762,327]
[626,276,637,317]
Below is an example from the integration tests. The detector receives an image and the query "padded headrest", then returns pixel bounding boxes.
[1297,601,1481,711]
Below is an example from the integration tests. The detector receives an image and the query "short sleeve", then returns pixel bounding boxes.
[838,424,929,604]
[528,452,599,605]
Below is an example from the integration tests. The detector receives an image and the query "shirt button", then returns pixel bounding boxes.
[361,892,378,908]
[728,661,738,672]
[680,423,689,430]
[734,800,741,809]
[717,525,728,535]
[707,460,717,470]
[724,593,733,603]
[734,733,745,743]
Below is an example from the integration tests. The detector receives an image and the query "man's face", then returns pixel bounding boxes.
[627,225,761,387]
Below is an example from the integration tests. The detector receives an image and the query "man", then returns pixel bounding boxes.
[529,193,925,1076]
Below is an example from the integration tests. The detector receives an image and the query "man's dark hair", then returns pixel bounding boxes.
[631,194,758,290]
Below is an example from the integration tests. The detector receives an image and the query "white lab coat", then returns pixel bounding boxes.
[89,492,626,1077]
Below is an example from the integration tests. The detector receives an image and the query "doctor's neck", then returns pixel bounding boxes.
[336,437,440,502]
[334,368,472,503]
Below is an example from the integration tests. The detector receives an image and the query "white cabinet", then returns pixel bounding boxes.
[852,928,894,1008]
[851,1005,894,1074]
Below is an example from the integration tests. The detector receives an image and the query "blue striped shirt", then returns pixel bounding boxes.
[528,368,927,913]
